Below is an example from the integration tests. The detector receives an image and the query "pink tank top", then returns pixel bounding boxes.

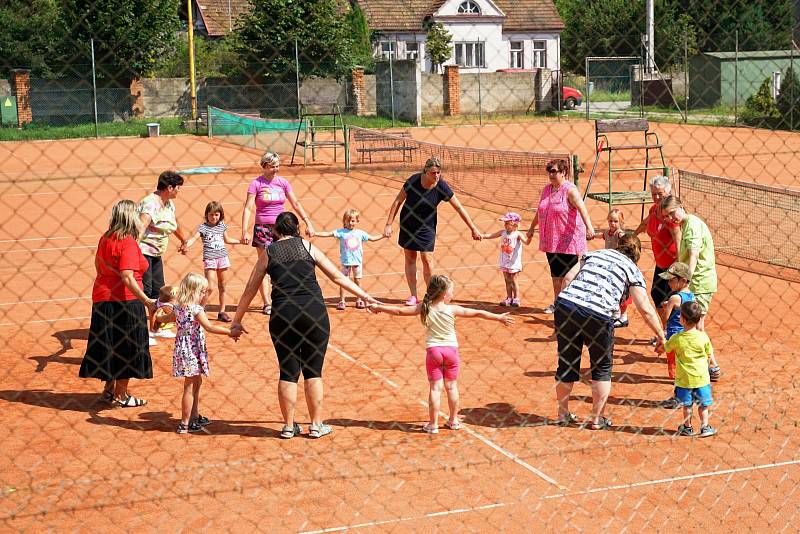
[537,182,586,256]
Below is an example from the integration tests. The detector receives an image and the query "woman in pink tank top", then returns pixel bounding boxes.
[525,159,595,313]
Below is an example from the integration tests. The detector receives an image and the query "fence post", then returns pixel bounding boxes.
[295,38,301,119]
[389,48,396,127]
[478,40,483,126]
[9,69,32,127]
[90,39,99,138]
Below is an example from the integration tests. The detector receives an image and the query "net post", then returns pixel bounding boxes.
[572,154,579,189]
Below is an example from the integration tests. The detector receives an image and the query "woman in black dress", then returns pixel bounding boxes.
[230,212,376,439]
[383,157,482,305]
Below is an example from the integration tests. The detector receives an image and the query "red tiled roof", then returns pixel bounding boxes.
[194,0,251,37]
[356,0,564,32]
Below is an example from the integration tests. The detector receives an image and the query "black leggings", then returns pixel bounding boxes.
[269,298,330,382]
[142,255,164,300]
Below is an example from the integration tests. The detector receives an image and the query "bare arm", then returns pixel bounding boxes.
[367,233,386,242]
[567,187,595,239]
[183,230,201,249]
[686,248,700,280]
[120,269,155,312]
[668,223,682,252]
[482,229,504,239]
[138,212,152,242]
[448,194,482,240]
[240,193,256,244]
[662,294,680,321]
[368,303,420,316]
[309,242,374,302]
[450,305,514,325]
[286,190,315,238]
[384,189,407,237]
[315,231,335,238]
[634,214,650,235]
[525,211,539,244]
[223,229,241,246]
[560,262,581,291]
[631,285,667,351]
[196,309,232,336]
[231,251,268,327]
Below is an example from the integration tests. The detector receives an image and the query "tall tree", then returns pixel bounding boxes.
[425,22,452,73]
[0,0,66,77]
[235,0,356,80]
[61,0,180,82]
[345,3,374,72]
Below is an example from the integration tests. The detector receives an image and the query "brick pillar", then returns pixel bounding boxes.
[443,65,460,116]
[351,67,366,116]
[130,77,144,117]
[10,69,32,126]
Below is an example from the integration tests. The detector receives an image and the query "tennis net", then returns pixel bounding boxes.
[207,106,304,154]
[676,169,800,282]
[348,126,572,213]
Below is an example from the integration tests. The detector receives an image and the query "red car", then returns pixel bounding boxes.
[495,69,582,109]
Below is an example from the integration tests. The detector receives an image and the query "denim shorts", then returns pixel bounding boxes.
[674,384,713,407]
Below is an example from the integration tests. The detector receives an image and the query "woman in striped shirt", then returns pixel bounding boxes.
[554,232,666,429]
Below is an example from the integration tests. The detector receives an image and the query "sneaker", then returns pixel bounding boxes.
[193,415,211,426]
[336,301,346,311]
[709,365,721,382]
[177,421,202,434]
[543,304,555,314]
[308,423,333,439]
[677,424,694,436]
[422,423,439,434]
[500,297,512,306]
[659,397,680,409]
[443,419,462,430]
[699,425,718,438]
[405,296,418,306]
[511,298,521,307]
[356,299,366,309]
[152,329,176,339]
[148,336,158,346]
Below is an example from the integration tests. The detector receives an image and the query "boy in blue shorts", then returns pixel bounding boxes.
[664,300,718,437]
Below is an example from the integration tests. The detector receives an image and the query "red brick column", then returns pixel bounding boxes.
[443,65,460,116]
[10,69,32,126]
[130,77,144,117]
[351,67,366,116]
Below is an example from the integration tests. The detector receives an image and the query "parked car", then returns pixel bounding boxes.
[562,86,583,110]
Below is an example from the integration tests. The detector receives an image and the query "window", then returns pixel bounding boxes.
[405,42,419,61]
[510,41,524,69]
[379,41,395,60]
[455,42,485,68]
[532,40,547,68]
[457,1,481,14]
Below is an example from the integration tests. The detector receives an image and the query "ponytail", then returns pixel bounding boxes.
[419,274,452,326]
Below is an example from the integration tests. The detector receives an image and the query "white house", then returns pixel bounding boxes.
[356,0,564,73]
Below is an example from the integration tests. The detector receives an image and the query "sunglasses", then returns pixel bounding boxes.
[546,168,559,173]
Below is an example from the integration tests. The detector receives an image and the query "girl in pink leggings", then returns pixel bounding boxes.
[369,274,514,434]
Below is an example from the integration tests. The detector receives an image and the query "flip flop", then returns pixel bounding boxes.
[114,394,147,408]
[588,416,612,430]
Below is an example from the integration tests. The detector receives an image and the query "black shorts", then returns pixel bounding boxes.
[651,265,672,307]
[269,297,330,383]
[546,252,579,278]
[142,255,164,300]
[554,298,614,382]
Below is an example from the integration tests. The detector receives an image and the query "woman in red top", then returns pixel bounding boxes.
[79,200,156,407]
[634,175,682,321]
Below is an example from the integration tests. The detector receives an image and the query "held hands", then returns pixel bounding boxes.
[367,302,382,314]
[471,228,482,241]
[383,225,393,238]
[144,298,157,314]
[229,322,248,341]
[241,234,251,245]
[304,223,315,239]
[178,241,189,255]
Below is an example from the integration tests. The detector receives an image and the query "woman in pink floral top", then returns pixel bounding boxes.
[525,159,595,313]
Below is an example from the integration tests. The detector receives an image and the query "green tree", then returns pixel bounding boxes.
[235,0,356,81]
[777,66,800,130]
[0,0,66,77]
[61,0,180,81]
[425,22,452,73]
[345,3,374,72]
[150,35,245,78]
[742,77,779,128]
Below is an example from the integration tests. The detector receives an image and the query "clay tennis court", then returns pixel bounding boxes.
[1,120,799,531]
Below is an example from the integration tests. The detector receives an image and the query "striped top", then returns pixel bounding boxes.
[425,306,458,348]
[198,222,229,260]
[559,249,646,319]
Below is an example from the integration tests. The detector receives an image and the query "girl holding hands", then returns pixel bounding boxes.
[482,212,531,307]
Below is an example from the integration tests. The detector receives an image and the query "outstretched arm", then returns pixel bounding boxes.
[368,303,420,316]
[183,230,201,249]
[482,229,504,239]
[524,212,539,245]
[631,285,667,352]
[368,233,386,242]
[315,231,335,238]
[384,189,407,237]
[197,309,232,336]
[223,229,242,246]
[449,195,482,240]
[309,242,376,302]
[451,305,514,325]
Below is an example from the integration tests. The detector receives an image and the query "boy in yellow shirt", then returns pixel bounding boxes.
[663,301,718,437]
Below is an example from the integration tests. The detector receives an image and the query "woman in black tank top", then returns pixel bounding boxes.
[231,212,376,439]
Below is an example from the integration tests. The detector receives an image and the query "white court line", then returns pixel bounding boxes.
[4,245,95,253]
[328,343,562,488]
[0,234,97,244]
[542,458,800,499]
[299,502,508,534]
[0,315,90,327]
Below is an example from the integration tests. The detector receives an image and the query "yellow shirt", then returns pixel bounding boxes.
[664,329,713,388]
[425,306,458,347]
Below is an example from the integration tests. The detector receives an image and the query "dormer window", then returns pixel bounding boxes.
[458,1,481,14]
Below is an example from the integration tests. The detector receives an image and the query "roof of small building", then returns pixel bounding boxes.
[702,50,799,60]
[194,0,251,37]
[356,0,564,32]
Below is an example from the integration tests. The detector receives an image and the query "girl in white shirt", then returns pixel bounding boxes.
[369,275,513,434]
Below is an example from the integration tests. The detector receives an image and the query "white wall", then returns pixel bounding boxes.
[503,33,560,71]
[442,21,505,71]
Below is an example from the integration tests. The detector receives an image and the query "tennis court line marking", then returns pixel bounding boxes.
[328,343,562,488]
[542,458,800,499]
[299,502,508,534]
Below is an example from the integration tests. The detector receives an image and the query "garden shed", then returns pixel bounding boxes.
[688,50,799,108]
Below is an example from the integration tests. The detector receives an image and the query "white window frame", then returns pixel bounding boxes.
[532,40,547,68]
[454,42,485,68]
[510,41,524,69]
[405,42,419,61]
[457,1,481,14]
[379,41,395,60]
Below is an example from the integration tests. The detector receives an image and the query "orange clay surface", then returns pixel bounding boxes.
[1,121,799,531]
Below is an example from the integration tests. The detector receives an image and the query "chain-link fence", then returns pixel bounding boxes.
[2,1,800,531]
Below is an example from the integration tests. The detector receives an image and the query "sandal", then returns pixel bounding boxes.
[262,304,272,315]
[355,299,366,309]
[443,420,462,430]
[217,312,232,323]
[555,412,579,426]
[308,423,333,439]
[101,381,115,402]
[422,423,439,434]
[193,415,211,427]
[280,422,303,439]
[177,421,202,434]
[114,394,147,408]
[336,301,346,311]
[588,416,612,430]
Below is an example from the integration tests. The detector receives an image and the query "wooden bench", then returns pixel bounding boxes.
[352,129,416,163]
